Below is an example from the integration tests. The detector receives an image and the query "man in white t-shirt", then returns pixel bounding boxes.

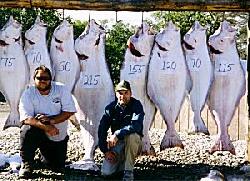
[18,65,76,178]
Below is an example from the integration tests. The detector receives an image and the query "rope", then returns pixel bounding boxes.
[141,11,144,23]
[88,12,90,23]
[29,0,32,9]
[141,11,144,33]
[115,11,118,23]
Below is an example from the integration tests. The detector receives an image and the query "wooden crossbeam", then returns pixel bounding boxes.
[0,0,249,12]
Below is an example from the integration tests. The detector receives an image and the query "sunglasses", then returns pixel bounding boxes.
[35,76,51,81]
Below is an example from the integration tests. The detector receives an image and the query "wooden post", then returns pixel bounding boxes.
[247,17,250,161]
[0,0,249,12]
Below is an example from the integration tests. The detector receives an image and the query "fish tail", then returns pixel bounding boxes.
[3,113,21,130]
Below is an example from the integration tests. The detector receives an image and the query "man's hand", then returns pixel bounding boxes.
[44,125,59,136]
[35,114,51,125]
[105,151,117,164]
[107,134,118,149]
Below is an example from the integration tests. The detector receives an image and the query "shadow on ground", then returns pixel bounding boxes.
[31,162,246,181]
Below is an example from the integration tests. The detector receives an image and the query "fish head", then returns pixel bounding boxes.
[88,19,105,46]
[208,20,236,54]
[183,21,207,51]
[53,19,73,43]
[75,19,105,61]
[0,16,22,46]
[155,21,180,52]
[128,22,155,57]
[25,16,47,45]
[88,19,105,35]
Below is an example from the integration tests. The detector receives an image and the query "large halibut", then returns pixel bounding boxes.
[208,20,246,154]
[25,16,52,84]
[120,22,156,155]
[147,21,188,150]
[0,16,29,129]
[50,20,80,92]
[183,21,213,134]
[71,19,115,171]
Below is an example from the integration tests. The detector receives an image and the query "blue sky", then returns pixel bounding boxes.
[64,10,153,26]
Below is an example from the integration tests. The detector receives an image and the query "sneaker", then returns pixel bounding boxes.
[122,170,134,181]
[19,162,32,178]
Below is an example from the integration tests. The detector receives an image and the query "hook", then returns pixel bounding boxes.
[88,12,91,23]
[141,11,144,33]
[141,11,144,24]
[222,12,225,21]
[115,11,118,23]
[29,0,32,9]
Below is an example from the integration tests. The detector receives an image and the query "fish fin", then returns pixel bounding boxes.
[3,113,21,130]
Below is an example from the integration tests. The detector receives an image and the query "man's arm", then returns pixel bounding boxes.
[22,117,59,136]
[98,108,112,154]
[36,111,75,125]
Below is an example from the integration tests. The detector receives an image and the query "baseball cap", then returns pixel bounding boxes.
[115,80,131,92]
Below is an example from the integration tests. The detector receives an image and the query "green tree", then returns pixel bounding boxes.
[216,12,249,59]
[105,21,133,84]
[147,11,220,37]
[71,19,88,39]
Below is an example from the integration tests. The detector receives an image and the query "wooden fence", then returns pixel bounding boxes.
[152,89,248,141]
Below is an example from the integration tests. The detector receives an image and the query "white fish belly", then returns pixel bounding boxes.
[0,44,28,128]
[209,64,245,125]
[148,52,187,122]
[187,56,213,110]
[25,45,51,84]
[50,45,79,92]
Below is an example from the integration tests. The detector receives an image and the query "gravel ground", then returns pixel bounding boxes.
[0,102,250,180]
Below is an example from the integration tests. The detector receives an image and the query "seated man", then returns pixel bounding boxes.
[18,65,76,178]
[98,80,144,181]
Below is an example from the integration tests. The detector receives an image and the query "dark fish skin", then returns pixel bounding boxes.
[25,37,35,45]
[76,51,89,60]
[0,40,9,46]
[128,42,144,57]
[183,41,195,50]
[54,37,63,43]
[209,45,222,54]
[155,41,168,51]
[95,34,100,46]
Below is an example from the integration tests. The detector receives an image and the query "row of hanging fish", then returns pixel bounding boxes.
[0,16,246,171]
[123,20,245,156]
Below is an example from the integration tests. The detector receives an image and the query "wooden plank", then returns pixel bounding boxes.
[228,107,239,141]
[177,97,189,133]
[0,0,249,12]
[238,96,248,140]
[206,104,217,135]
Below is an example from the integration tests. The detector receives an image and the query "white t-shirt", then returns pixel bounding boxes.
[19,82,77,141]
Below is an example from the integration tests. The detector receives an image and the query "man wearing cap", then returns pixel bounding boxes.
[98,80,144,181]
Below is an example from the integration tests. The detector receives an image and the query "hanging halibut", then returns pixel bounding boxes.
[70,19,115,171]
[120,22,156,155]
[0,16,29,129]
[50,20,80,92]
[25,16,52,84]
[183,21,213,134]
[208,20,246,154]
[147,21,188,150]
